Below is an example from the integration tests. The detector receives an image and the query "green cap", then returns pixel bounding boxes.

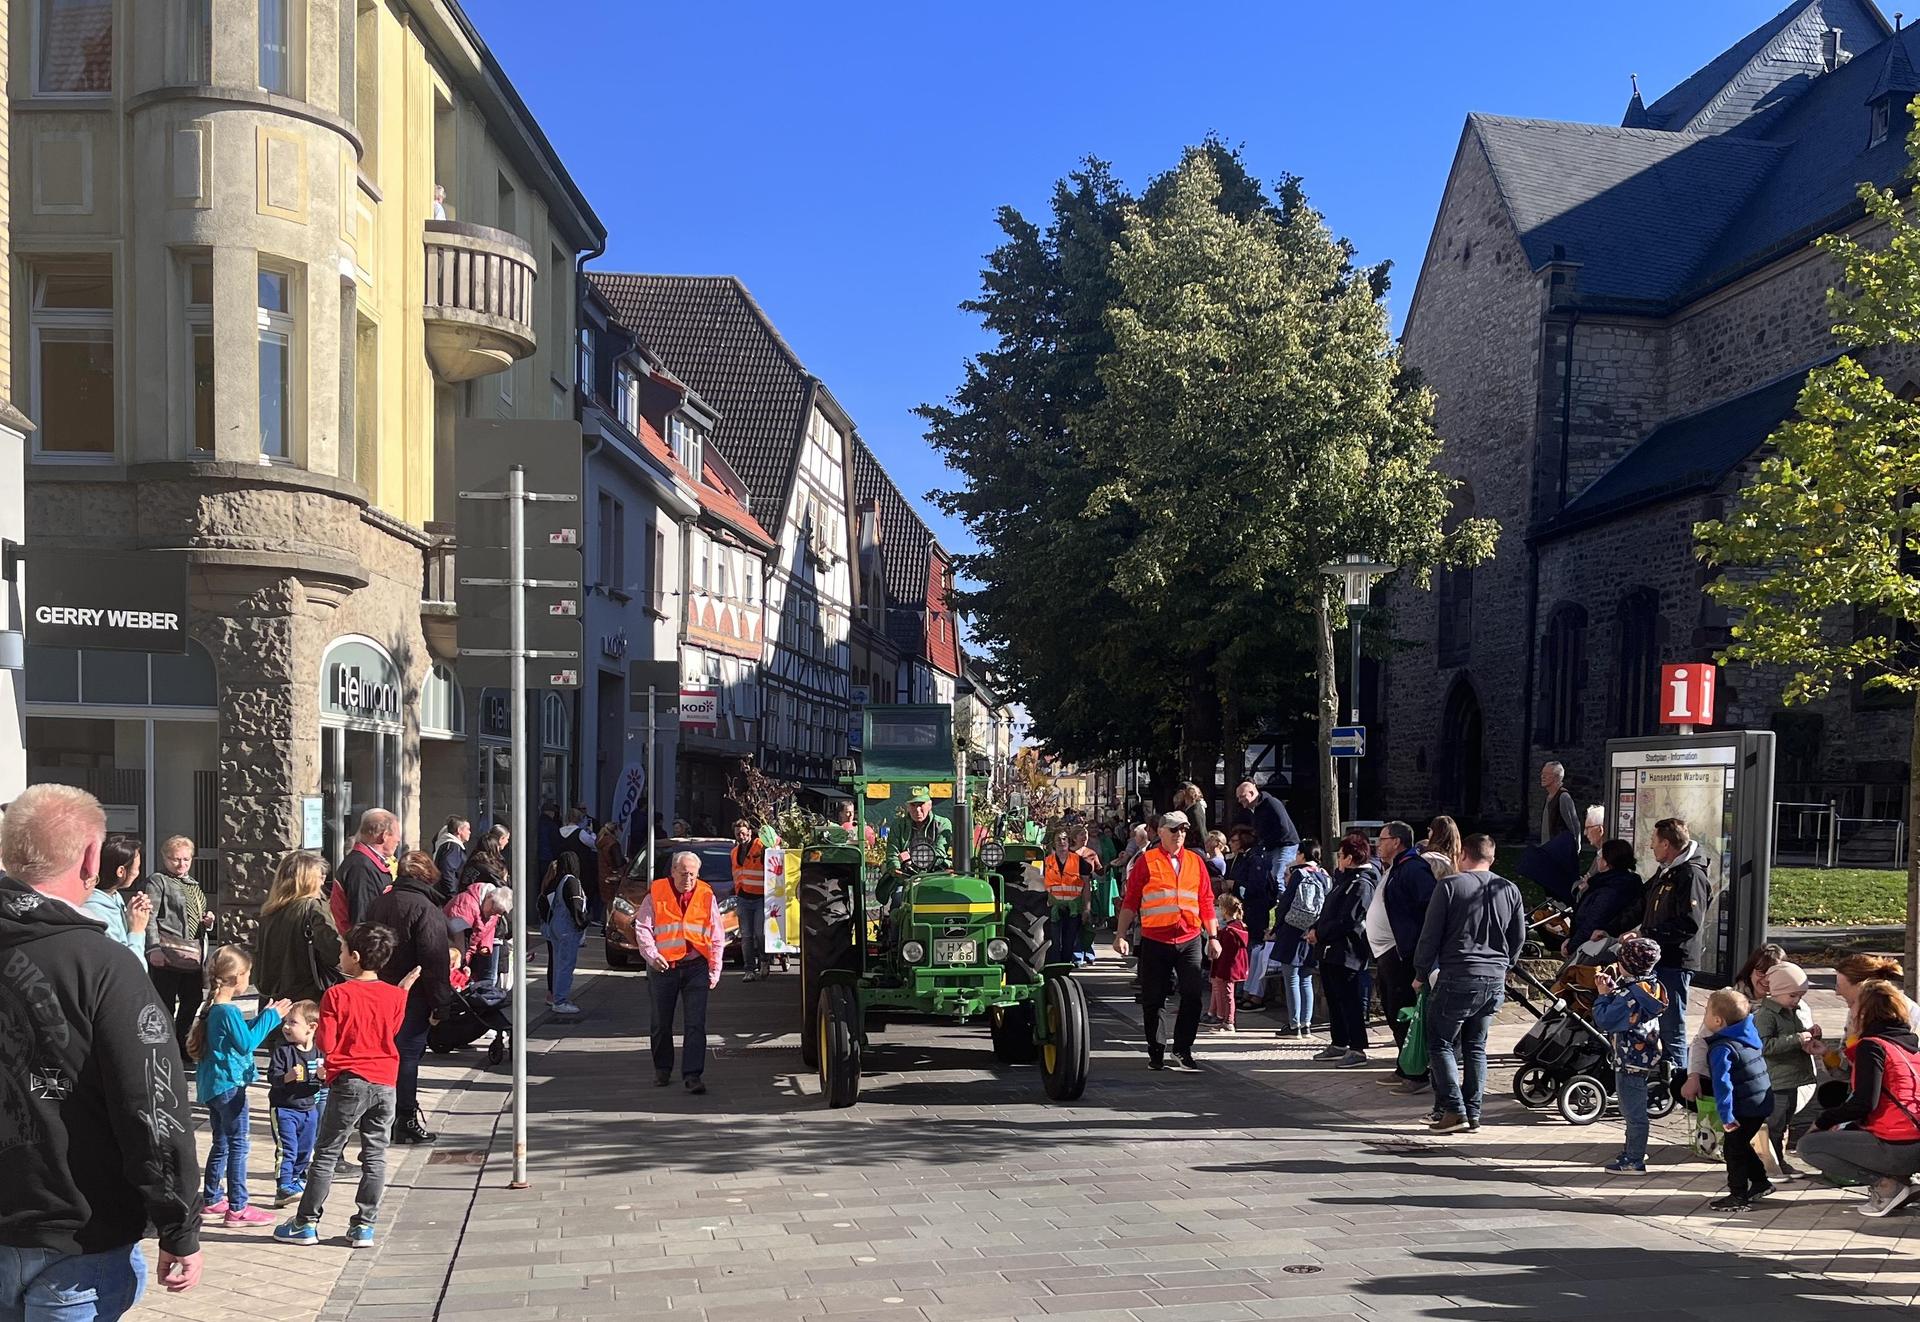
[908,785,933,804]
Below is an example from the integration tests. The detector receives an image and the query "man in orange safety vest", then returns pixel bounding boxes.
[1113,810,1219,1072]
[634,850,724,1095]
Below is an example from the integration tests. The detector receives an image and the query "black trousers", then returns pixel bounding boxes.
[1374,948,1426,1080]
[148,966,201,1053]
[1138,935,1206,1058]
[1322,964,1371,1051]
[1724,1115,1769,1198]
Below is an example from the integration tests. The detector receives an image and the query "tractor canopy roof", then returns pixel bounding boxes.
[855,705,956,785]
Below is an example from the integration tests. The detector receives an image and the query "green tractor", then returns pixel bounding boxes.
[798,703,1091,1107]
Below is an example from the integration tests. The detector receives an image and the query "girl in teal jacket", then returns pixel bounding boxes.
[188,945,289,1225]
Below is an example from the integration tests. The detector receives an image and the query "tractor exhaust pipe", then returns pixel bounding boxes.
[954,797,972,873]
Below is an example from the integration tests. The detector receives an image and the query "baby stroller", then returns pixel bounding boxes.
[1509,941,1676,1126]
[428,981,512,1067]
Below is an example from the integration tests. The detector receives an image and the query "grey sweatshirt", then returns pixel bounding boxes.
[1413,868,1526,980]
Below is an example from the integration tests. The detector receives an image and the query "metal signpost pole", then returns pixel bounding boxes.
[1347,610,1362,827]
[647,687,657,883]
[508,465,530,1190]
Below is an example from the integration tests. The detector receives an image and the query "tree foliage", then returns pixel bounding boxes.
[921,142,1495,804]
[1695,98,1920,967]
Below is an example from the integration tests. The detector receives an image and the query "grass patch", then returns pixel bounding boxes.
[1769,867,1907,927]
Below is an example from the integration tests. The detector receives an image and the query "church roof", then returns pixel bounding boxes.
[1463,0,1906,313]
[1545,359,1829,534]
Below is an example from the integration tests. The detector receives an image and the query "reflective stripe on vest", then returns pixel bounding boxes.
[1141,848,1202,935]
[1044,853,1083,902]
[650,877,716,965]
[732,840,765,895]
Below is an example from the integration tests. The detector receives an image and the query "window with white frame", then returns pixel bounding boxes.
[668,414,704,475]
[185,257,213,453]
[650,525,666,612]
[31,259,115,456]
[613,363,636,431]
[257,264,294,460]
[38,0,113,94]
[577,328,594,396]
[258,0,291,94]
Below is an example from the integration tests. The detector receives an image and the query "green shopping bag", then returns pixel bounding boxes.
[1397,989,1429,1077]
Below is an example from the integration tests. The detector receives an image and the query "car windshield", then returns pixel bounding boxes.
[627,838,737,897]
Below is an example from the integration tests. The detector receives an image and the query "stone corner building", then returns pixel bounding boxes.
[1384,0,1917,835]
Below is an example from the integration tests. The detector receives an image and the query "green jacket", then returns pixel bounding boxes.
[888,809,953,871]
[1753,996,1818,1090]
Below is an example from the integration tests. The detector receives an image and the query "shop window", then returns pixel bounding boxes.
[38,0,113,94]
[32,260,115,457]
[257,263,295,460]
[26,641,217,707]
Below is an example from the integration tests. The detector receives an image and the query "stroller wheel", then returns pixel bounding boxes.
[1646,1078,1678,1120]
[1512,1064,1557,1109]
[1557,1074,1608,1126]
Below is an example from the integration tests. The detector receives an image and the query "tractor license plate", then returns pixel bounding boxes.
[934,938,976,965]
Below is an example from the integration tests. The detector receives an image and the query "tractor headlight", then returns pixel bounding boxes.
[986,938,1009,962]
[902,940,926,964]
[611,897,635,916]
[911,842,936,870]
[980,841,1004,867]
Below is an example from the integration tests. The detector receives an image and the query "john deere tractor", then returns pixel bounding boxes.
[798,703,1090,1107]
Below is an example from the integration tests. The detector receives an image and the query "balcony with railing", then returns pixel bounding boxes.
[422,220,538,382]
[422,530,458,660]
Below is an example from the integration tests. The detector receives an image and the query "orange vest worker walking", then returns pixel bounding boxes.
[730,819,770,982]
[634,850,724,1094]
[1113,810,1219,1071]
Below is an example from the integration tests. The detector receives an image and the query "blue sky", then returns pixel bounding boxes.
[465,0,1834,556]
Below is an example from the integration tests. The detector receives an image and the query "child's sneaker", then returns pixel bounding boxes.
[273,1219,319,1245]
[200,1199,228,1219]
[274,1186,303,1208]
[1219,1023,1236,1033]
[1602,1157,1648,1175]
[346,1222,375,1249]
[225,1205,276,1228]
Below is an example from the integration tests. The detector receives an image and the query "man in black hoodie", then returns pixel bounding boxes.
[0,784,202,1317]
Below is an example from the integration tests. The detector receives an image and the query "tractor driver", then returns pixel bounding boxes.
[877,786,953,912]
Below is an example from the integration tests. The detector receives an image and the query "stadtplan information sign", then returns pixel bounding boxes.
[679,688,718,730]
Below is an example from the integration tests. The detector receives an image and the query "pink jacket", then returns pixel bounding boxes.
[444,882,501,959]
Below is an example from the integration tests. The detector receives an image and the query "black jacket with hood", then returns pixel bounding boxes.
[369,875,456,1014]
[1641,841,1713,971]
[0,874,200,1258]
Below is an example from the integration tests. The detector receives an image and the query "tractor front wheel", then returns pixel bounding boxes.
[1040,976,1090,1102]
[819,984,862,1107]
[990,1004,1038,1064]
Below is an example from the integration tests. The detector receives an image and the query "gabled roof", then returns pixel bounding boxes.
[589,274,812,524]
[1471,115,1784,304]
[1635,0,1884,136]
[1546,359,1827,535]
[1867,28,1920,102]
[850,436,936,615]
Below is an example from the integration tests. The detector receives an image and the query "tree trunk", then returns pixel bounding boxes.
[1181,649,1222,813]
[1907,707,1919,978]
[1316,585,1340,850]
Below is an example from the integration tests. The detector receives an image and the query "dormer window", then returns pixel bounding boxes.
[668,413,704,475]
[613,363,637,430]
[1873,97,1892,147]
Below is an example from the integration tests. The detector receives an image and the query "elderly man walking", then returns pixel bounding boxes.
[1113,811,1220,1072]
[1539,762,1580,844]
[0,784,204,1319]
[1413,832,1525,1133]
[634,851,724,1095]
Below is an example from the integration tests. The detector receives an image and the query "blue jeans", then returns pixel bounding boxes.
[650,957,711,1078]
[1426,972,1505,1121]
[545,907,585,1001]
[394,995,432,1125]
[736,892,766,972]
[1617,1069,1651,1164]
[1276,962,1316,1028]
[273,1104,319,1190]
[1049,910,1083,964]
[0,1244,145,1322]
[202,1086,251,1209]
[1657,967,1692,1070]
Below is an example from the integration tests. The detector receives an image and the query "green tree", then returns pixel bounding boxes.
[1696,104,1920,969]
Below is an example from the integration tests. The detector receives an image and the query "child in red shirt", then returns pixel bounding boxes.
[1209,896,1251,1032]
[275,922,415,1249]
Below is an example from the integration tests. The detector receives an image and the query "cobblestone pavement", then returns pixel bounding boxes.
[254,948,1905,1321]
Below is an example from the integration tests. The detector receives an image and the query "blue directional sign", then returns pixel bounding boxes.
[1331,725,1366,758]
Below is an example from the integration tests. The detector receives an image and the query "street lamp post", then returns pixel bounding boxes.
[1321,554,1394,832]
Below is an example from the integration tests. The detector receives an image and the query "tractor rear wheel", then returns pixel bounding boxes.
[819,983,862,1108]
[1041,976,1090,1102]
[1005,886,1050,982]
[990,1004,1038,1064]
[800,864,856,1067]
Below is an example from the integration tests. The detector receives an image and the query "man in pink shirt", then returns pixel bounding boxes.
[633,851,724,1095]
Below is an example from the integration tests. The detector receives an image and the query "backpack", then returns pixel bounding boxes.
[1283,864,1329,932]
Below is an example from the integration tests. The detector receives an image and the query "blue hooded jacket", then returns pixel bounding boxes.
[1707,1013,1775,1125]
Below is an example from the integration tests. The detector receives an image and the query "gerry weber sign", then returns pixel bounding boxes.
[27,551,188,653]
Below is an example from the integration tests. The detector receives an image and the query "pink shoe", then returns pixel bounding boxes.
[225,1205,276,1227]
[201,1200,229,1219]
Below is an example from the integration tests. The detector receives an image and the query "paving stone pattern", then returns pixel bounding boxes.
[266,947,1914,1321]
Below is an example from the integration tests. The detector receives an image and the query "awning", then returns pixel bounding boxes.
[801,783,853,800]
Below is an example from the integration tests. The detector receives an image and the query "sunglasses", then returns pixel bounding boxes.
[1164,824,1189,832]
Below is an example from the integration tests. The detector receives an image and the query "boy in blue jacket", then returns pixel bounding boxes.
[1703,987,1776,1211]
[1591,936,1669,1174]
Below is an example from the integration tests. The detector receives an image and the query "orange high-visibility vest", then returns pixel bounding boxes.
[650,877,716,965]
[1044,852,1085,903]
[731,839,766,895]
[1140,848,1203,937]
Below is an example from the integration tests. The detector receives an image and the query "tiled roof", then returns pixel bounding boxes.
[1547,360,1827,532]
[1465,0,1912,311]
[850,435,935,613]
[1471,115,1784,304]
[630,413,775,550]
[588,274,811,524]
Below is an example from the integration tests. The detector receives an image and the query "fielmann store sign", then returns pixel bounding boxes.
[27,551,189,653]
